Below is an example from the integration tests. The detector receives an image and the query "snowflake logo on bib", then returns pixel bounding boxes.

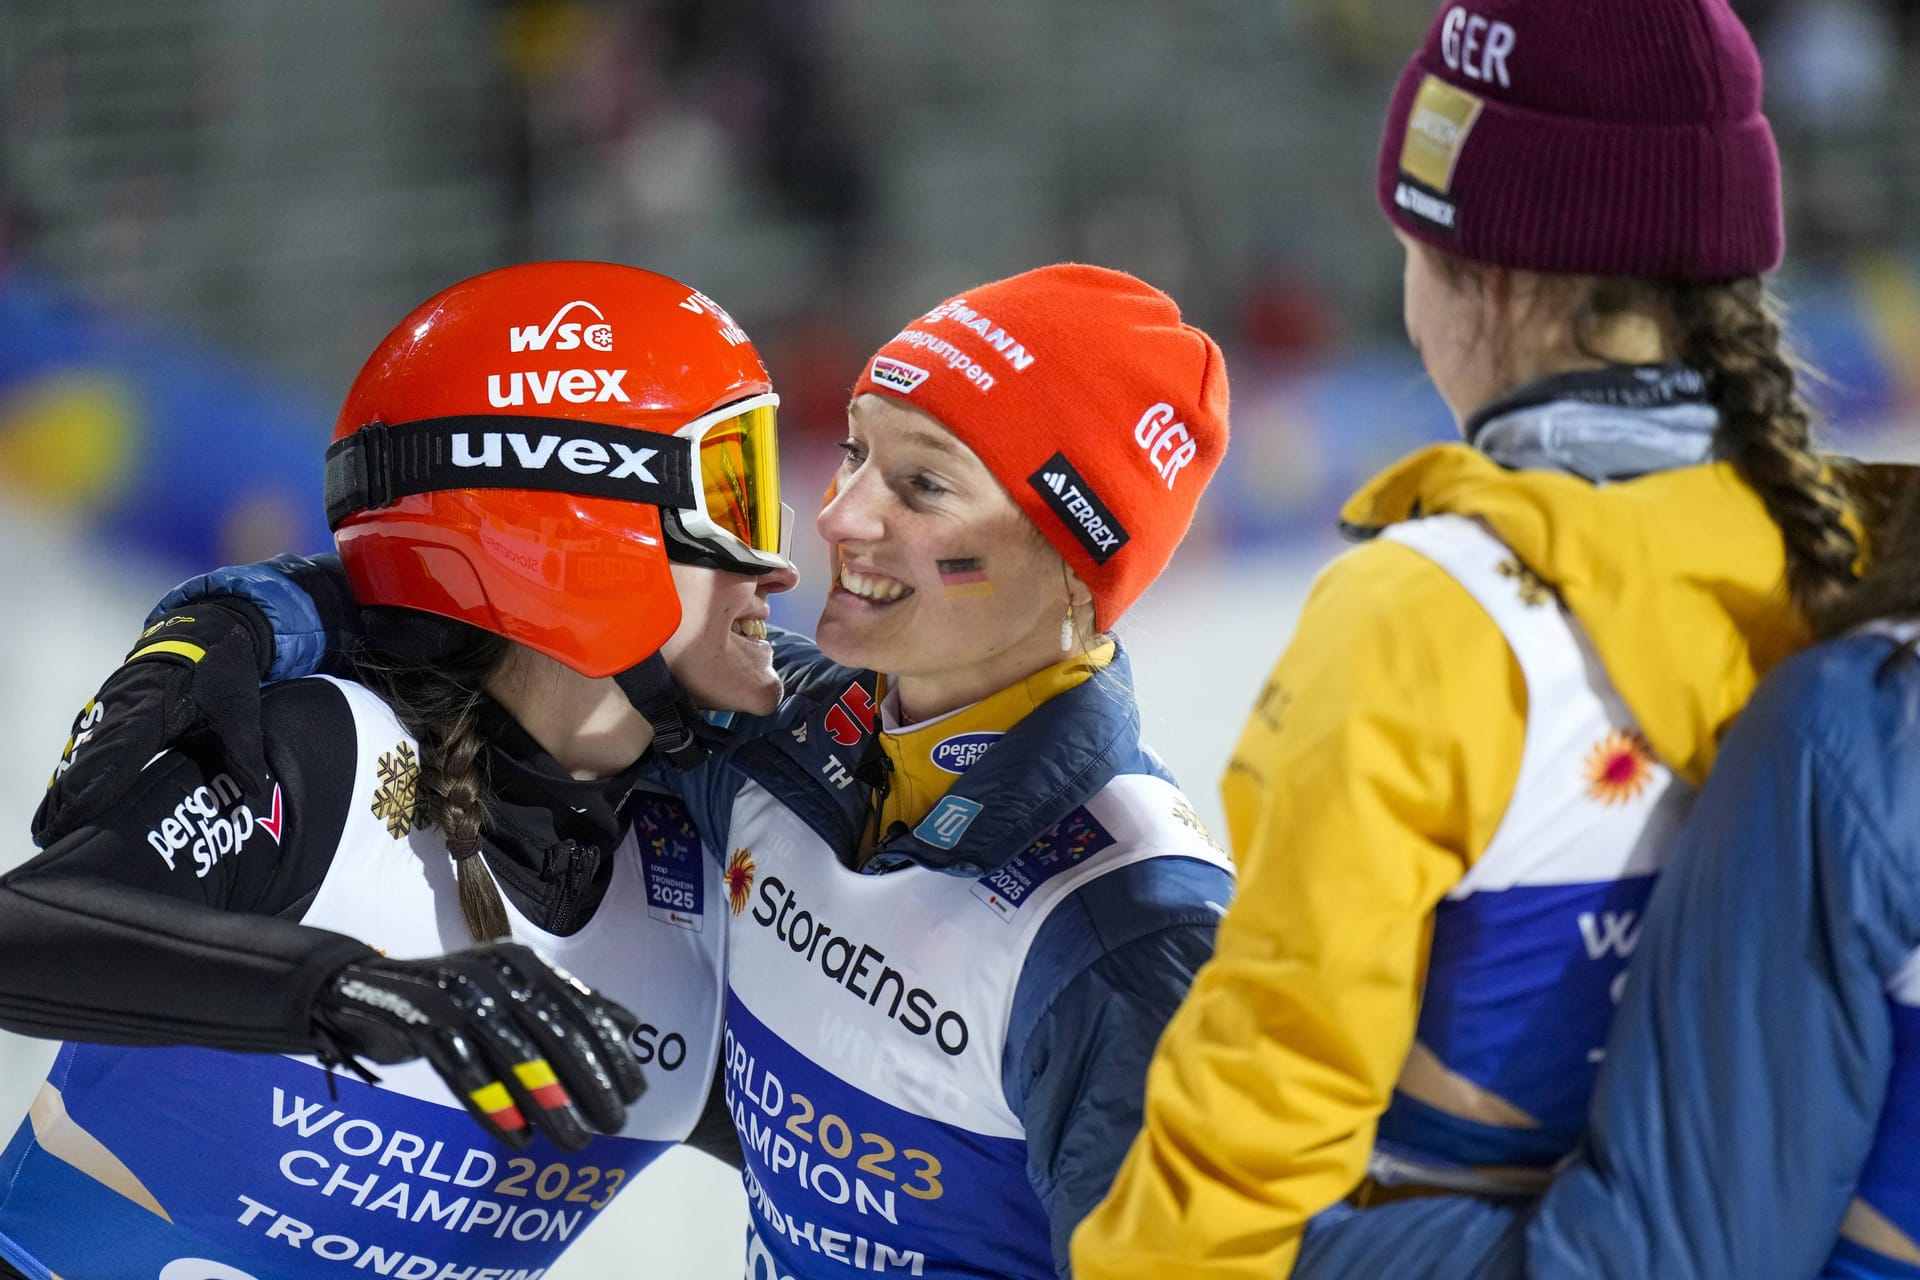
[1495,557,1552,607]
[1170,797,1227,857]
[370,741,420,838]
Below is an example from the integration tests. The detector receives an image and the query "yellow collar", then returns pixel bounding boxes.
[1343,443,1816,785]
[868,641,1117,851]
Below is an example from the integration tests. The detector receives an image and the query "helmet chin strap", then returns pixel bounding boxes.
[614,653,729,770]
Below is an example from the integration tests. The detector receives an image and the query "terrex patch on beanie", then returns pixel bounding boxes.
[851,264,1229,630]
[1377,0,1782,280]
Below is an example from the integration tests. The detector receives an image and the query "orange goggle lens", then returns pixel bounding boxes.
[692,400,784,558]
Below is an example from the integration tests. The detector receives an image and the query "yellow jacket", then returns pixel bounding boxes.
[1071,443,1811,1280]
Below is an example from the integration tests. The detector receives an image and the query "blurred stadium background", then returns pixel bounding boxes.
[2,0,1918,1272]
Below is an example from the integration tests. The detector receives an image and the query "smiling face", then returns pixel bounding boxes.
[659,559,798,716]
[813,395,1093,722]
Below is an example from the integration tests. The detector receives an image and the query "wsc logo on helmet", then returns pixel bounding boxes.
[509,300,615,353]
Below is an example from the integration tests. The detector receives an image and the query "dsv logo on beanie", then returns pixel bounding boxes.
[869,356,929,395]
[1029,452,1130,564]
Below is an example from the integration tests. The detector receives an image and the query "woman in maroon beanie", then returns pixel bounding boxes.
[1075,0,1864,1276]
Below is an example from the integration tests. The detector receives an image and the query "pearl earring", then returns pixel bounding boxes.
[1060,601,1075,652]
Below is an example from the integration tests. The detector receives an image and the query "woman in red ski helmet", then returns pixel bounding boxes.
[0,261,796,1279]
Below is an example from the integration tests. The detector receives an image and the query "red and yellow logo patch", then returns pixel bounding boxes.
[725,849,756,915]
[1584,730,1654,806]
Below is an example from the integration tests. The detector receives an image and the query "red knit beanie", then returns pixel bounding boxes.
[1377,0,1782,280]
[852,264,1228,630]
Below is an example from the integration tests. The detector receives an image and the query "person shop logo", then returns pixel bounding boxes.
[930,731,1001,775]
[510,300,615,353]
[146,774,284,879]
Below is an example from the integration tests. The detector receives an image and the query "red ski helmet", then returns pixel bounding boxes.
[327,262,791,678]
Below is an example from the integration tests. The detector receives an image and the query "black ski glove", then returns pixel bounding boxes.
[311,942,647,1153]
[32,598,274,846]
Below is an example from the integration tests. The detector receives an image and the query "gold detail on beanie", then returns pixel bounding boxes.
[1401,74,1484,194]
[371,741,421,839]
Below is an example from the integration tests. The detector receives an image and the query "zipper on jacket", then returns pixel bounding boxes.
[852,750,894,869]
[547,839,598,935]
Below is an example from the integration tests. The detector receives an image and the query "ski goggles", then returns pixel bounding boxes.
[325,391,793,574]
[665,392,793,574]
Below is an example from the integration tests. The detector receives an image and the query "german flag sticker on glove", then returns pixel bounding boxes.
[512,1059,573,1112]
[469,1081,527,1134]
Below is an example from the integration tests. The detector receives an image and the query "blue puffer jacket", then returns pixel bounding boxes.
[1295,622,1920,1280]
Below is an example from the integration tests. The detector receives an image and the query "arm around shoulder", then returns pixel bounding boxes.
[156,551,358,680]
[0,677,377,1052]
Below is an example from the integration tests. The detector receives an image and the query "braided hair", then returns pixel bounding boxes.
[1566,274,1860,626]
[350,630,514,944]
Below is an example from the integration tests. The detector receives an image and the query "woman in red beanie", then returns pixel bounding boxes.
[29,263,1238,1278]
[1073,0,1862,1276]
[714,262,1235,1280]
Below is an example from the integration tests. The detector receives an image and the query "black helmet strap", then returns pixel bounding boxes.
[614,652,729,770]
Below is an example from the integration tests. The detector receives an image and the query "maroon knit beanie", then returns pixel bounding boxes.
[1377,0,1782,280]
